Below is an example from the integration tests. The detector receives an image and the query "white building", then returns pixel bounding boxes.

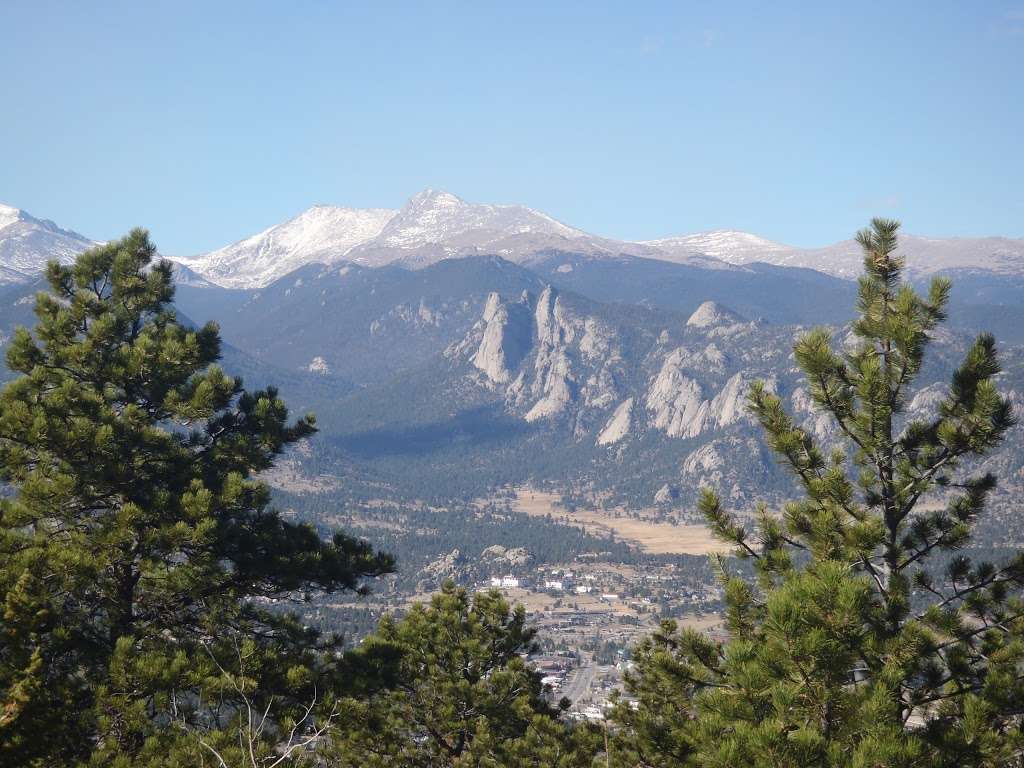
[500,575,520,588]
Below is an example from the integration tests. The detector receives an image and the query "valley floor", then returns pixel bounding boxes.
[510,487,731,555]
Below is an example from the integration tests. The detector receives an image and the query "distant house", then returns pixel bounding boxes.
[575,585,592,594]
[544,580,564,591]
[500,575,520,588]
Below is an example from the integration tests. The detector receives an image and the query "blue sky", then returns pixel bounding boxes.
[2,1,1022,254]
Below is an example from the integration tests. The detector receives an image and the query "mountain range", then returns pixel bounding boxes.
[4,189,1024,288]
[166,189,1024,288]
[0,190,1022,510]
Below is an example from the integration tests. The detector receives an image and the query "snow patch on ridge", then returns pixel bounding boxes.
[174,205,396,288]
[0,203,23,231]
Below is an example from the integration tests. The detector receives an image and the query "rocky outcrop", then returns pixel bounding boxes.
[525,359,574,421]
[450,286,779,449]
[698,343,727,372]
[452,286,628,426]
[524,287,577,421]
[680,437,772,501]
[517,288,624,421]
[652,342,727,373]
[307,356,330,375]
[791,386,833,439]
[481,545,533,566]
[389,300,442,327]
[647,352,709,438]
[682,443,725,474]
[646,357,754,438]
[653,483,679,504]
[908,383,948,415]
[708,372,749,429]
[597,398,634,445]
[417,298,441,325]
[687,300,744,329]
[471,292,532,384]
[420,548,463,580]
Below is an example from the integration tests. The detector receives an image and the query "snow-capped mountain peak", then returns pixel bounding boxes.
[641,230,792,265]
[0,203,97,284]
[371,188,585,250]
[789,235,1024,279]
[641,228,1024,279]
[405,187,464,209]
[334,188,596,269]
[169,188,597,285]
[172,204,397,288]
[0,203,24,231]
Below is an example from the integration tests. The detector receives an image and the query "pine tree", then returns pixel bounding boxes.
[329,582,600,767]
[613,219,1020,767]
[0,230,394,765]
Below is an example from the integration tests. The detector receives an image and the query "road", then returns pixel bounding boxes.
[561,659,597,709]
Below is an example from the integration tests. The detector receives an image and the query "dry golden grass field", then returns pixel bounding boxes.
[510,488,732,556]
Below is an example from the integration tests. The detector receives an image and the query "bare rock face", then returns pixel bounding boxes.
[653,343,727,374]
[520,287,624,422]
[381,299,444,329]
[450,285,802,460]
[647,355,755,438]
[417,298,441,326]
[505,547,532,566]
[681,437,770,501]
[481,544,533,566]
[699,343,727,372]
[472,293,511,382]
[646,349,710,437]
[653,483,679,504]
[471,292,531,384]
[683,442,725,475]
[525,287,577,421]
[421,548,463,580]
[686,300,744,329]
[597,397,634,445]
[708,372,749,429]
[908,383,948,415]
[791,386,833,439]
[686,300,753,340]
[481,544,508,560]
